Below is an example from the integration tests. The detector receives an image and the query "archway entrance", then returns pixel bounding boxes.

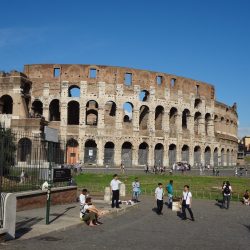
[138,142,148,166]
[121,142,132,168]
[104,142,114,167]
[154,143,164,167]
[169,144,176,167]
[84,140,97,164]
[18,138,32,163]
[66,139,79,165]
[181,145,189,163]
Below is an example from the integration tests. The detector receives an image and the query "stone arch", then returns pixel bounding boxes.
[214,147,219,166]
[182,109,190,130]
[204,146,211,165]
[0,95,13,114]
[123,102,133,123]
[68,85,80,97]
[181,145,189,163]
[139,105,149,130]
[138,142,149,166]
[221,148,225,166]
[194,98,202,109]
[84,139,97,164]
[104,101,116,127]
[205,113,211,135]
[32,99,43,117]
[66,138,79,164]
[86,100,98,126]
[155,106,164,130]
[169,144,176,167]
[68,101,79,125]
[154,143,164,166]
[121,141,133,167]
[18,138,32,163]
[104,141,115,167]
[139,90,150,102]
[194,112,202,135]
[49,99,60,121]
[194,146,201,165]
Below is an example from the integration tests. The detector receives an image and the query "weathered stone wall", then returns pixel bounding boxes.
[0,64,238,167]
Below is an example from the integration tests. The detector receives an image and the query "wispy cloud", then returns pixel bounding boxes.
[238,127,250,138]
[0,27,46,48]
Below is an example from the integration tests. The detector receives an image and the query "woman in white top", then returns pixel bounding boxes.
[181,185,194,221]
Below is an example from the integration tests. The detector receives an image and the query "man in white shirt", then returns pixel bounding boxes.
[181,185,194,221]
[79,189,88,218]
[155,183,164,215]
[110,174,122,208]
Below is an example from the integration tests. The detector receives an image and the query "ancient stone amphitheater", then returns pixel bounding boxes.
[0,64,238,168]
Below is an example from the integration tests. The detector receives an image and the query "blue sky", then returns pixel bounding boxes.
[0,0,249,137]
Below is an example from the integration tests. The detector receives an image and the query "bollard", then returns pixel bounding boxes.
[120,183,126,197]
[104,187,111,202]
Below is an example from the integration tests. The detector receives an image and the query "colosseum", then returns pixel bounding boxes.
[0,64,238,168]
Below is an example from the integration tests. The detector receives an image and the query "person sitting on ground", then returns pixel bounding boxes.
[79,189,88,218]
[242,190,250,205]
[81,197,104,226]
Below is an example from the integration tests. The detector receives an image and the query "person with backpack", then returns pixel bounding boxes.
[181,185,195,221]
[222,181,232,209]
[166,180,174,209]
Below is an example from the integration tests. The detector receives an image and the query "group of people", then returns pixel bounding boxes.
[155,180,195,221]
[79,188,105,226]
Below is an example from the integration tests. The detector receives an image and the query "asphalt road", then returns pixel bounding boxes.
[2,198,250,250]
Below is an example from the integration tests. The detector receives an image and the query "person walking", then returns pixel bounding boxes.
[166,180,174,209]
[155,183,164,215]
[181,185,194,221]
[110,174,122,208]
[222,181,232,209]
[132,177,140,202]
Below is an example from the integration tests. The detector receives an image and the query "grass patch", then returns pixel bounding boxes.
[75,173,250,201]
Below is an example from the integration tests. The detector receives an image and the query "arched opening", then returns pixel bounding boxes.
[214,115,219,131]
[68,85,80,97]
[154,143,164,166]
[66,139,79,165]
[194,112,202,135]
[181,145,189,163]
[138,142,149,166]
[194,98,202,109]
[104,142,115,167]
[169,144,176,167]
[139,105,149,130]
[221,148,225,166]
[214,148,219,166]
[84,140,97,164]
[49,99,60,121]
[155,106,164,130]
[205,113,211,135]
[0,95,13,114]
[194,146,201,165]
[18,138,32,163]
[104,101,116,127]
[123,102,133,123]
[68,101,79,125]
[169,107,178,136]
[182,109,190,130]
[86,100,98,126]
[204,146,211,165]
[139,90,150,102]
[32,100,43,117]
[231,149,234,165]
[226,149,230,166]
[121,142,133,167]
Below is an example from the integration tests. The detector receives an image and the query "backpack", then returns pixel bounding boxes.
[224,185,231,195]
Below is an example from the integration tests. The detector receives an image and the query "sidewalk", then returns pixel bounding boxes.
[15,200,138,240]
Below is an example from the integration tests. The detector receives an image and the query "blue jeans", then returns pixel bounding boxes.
[133,191,139,201]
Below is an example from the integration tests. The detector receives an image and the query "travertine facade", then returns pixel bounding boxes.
[0,64,238,167]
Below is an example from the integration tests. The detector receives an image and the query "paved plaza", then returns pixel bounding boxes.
[1,197,250,250]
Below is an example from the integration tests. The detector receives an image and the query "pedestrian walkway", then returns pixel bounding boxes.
[15,200,138,240]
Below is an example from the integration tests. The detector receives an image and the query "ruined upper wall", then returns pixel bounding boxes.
[24,64,215,100]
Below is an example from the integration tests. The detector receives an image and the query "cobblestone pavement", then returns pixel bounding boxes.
[2,197,250,250]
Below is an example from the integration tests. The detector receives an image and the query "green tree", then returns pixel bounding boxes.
[0,126,16,175]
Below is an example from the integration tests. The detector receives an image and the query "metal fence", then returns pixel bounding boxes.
[0,128,66,194]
